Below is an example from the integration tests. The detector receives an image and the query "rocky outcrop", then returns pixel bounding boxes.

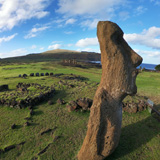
[123,100,148,113]
[66,98,93,112]
[77,21,142,160]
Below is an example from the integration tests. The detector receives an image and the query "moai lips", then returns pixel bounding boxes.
[77,21,142,160]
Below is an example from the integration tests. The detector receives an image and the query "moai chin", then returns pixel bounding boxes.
[77,21,142,160]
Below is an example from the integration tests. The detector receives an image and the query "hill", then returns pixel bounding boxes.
[0,49,101,63]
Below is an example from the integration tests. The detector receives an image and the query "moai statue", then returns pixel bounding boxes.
[77,21,142,160]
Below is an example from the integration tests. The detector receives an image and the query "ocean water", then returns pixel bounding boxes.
[91,61,157,70]
[138,63,157,70]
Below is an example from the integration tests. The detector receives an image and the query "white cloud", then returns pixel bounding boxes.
[81,19,99,29]
[0,33,17,44]
[135,49,160,58]
[80,48,100,53]
[65,18,77,25]
[67,44,74,47]
[40,47,44,50]
[119,11,130,21]
[31,45,37,49]
[48,44,62,50]
[150,0,160,5]
[134,6,147,16]
[0,48,27,58]
[0,0,50,31]
[57,0,123,16]
[57,0,126,28]
[64,31,74,34]
[124,26,160,49]
[24,26,49,39]
[76,37,98,47]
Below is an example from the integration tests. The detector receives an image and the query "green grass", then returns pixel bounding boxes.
[0,61,160,160]
[137,71,160,97]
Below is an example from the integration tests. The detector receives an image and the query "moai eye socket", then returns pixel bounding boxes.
[111,31,123,45]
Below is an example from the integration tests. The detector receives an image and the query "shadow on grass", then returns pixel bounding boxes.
[106,116,160,160]
[33,110,43,116]
[30,122,39,126]
[14,125,23,129]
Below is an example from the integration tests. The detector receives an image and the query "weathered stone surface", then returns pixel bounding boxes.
[122,99,148,113]
[77,98,93,111]
[123,103,137,113]
[77,21,142,160]
[66,101,78,112]
[138,100,148,112]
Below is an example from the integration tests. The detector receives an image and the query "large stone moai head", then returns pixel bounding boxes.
[97,21,142,100]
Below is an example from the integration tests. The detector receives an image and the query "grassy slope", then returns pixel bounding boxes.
[0,62,160,160]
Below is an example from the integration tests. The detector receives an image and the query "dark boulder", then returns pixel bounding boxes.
[23,74,27,78]
[45,72,49,76]
[11,124,16,129]
[30,73,34,76]
[0,85,8,91]
[36,73,39,76]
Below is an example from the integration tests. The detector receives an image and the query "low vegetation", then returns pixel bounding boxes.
[155,64,160,71]
[0,61,160,160]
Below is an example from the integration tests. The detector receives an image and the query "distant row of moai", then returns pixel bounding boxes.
[19,72,54,78]
[62,59,77,64]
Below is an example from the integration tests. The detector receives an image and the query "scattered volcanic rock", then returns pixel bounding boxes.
[57,98,65,105]
[11,124,16,129]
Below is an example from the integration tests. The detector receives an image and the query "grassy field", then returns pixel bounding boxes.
[0,61,160,160]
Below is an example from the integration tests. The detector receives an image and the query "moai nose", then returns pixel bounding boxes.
[131,49,143,67]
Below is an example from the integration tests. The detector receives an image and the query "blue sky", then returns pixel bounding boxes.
[0,0,160,64]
